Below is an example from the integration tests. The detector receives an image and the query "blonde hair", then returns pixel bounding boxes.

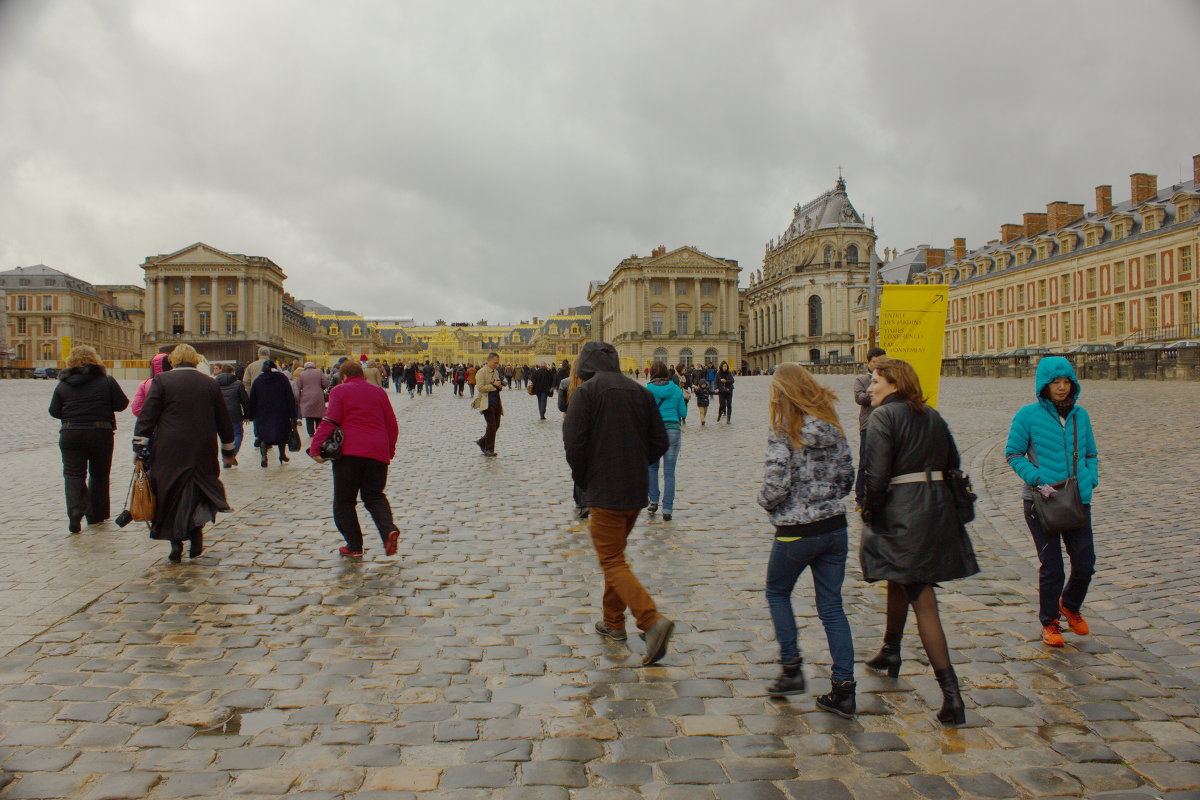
[65,345,103,370]
[567,355,585,401]
[768,363,843,448]
[168,343,200,366]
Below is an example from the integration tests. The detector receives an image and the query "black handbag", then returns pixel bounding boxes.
[318,417,343,461]
[287,422,301,452]
[944,468,977,524]
[1030,417,1089,534]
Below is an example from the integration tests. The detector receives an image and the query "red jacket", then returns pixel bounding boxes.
[309,377,397,464]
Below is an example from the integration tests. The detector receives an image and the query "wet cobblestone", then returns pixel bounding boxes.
[0,374,1197,797]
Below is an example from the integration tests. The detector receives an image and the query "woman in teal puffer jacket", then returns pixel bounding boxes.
[645,361,687,521]
[1005,356,1099,648]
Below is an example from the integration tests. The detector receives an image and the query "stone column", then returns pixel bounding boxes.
[144,277,155,334]
[158,277,168,335]
[237,275,246,334]
[183,277,193,334]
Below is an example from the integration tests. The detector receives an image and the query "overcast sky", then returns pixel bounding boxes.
[2,1,1198,324]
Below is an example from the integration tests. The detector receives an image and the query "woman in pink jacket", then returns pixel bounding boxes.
[309,360,400,558]
[130,353,171,416]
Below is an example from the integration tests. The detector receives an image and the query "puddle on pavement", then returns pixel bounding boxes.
[1037,723,1091,742]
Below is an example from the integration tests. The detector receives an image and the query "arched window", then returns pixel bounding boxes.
[823,245,833,264]
[808,295,823,337]
[16,343,26,360]
[809,348,821,362]
[42,342,55,360]
[653,347,669,363]
[704,347,719,363]
[329,324,339,335]
[352,325,361,336]
[845,244,858,264]
[679,347,693,367]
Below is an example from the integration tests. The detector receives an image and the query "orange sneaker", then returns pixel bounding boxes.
[1060,601,1089,636]
[1041,621,1065,647]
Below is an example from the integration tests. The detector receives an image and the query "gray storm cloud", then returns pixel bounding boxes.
[1,0,1198,322]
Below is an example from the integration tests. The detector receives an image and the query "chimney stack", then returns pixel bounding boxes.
[651,245,666,258]
[1000,223,1023,243]
[925,248,945,269]
[953,238,966,261]
[1130,173,1157,206]
[1096,185,1112,216]
[1023,212,1049,238]
[1046,201,1084,230]
[1193,154,1200,186]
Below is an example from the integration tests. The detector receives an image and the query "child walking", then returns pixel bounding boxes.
[694,381,711,425]
[757,364,856,715]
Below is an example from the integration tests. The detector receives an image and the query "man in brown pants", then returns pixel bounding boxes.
[563,341,674,665]
[472,353,503,457]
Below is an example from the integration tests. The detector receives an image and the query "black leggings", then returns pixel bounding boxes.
[717,392,732,421]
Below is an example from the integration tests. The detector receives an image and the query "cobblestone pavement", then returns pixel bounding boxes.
[0,374,1197,799]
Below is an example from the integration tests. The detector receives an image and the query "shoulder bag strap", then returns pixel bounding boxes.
[1070,416,1078,479]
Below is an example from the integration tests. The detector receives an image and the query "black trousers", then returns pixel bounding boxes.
[331,455,395,551]
[60,428,115,523]
[305,417,321,436]
[480,404,502,451]
[717,392,732,421]
[1024,500,1096,625]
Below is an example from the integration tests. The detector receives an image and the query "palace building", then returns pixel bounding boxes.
[745,177,877,371]
[0,265,142,364]
[587,245,742,371]
[911,157,1200,356]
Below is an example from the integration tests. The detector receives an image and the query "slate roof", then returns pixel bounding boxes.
[928,178,1199,288]
[0,265,100,295]
[773,177,866,251]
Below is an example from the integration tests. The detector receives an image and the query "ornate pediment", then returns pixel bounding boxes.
[645,246,731,269]
[155,242,244,266]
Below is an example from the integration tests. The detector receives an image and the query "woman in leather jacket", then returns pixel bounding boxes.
[858,358,978,726]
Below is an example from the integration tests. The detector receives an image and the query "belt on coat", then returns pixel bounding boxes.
[889,470,944,485]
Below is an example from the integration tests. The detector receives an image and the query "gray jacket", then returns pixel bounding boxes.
[757,418,854,527]
[853,371,873,431]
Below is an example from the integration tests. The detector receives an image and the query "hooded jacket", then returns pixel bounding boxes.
[49,364,129,428]
[215,372,250,425]
[645,379,687,427]
[131,353,169,416]
[563,342,669,510]
[757,418,853,528]
[1005,356,1099,503]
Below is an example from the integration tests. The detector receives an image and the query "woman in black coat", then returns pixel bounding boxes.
[715,361,735,423]
[133,344,236,562]
[248,360,298,468]
[49,345,130,533]
[858,358,978,726]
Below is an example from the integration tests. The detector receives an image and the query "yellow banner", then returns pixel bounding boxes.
[61,336,73,360]
[878,285,948,408]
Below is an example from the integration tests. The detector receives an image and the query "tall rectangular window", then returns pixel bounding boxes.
[1061,312,1071,343]
[1114,261,1125,291]
[701,310,713,334]
[675,311,688,335]
[651,281,663,296]
[198,310,211,334]
[17,317,26,334]
[1115,302,1126,336]
[16,296,27,311]
[172,281,182,295]
[199,282,210,295]
[1038,280,1047,303]
[172,311,183,334]
[43,317,52,333]
[1181,246,1193,277]
[1060,275,1070,301]
[1145,297,1158,329]
[1182,292,1193,324]
[996,289,1005,313]
[676,283,687,296]
[1086,307,1098,339]
[702,281,714,296]
[226,281,237,295]
[42,295,53,311]
[650,311,664,335]
[1086,268,1097,294]
[1144,253,1158,283]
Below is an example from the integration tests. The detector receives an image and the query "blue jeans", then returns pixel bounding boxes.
[765,529,854,681]
[231,423,244,458]
[1024,500,1095,625]
[536,392,549,418]
[424,382,432,395]
[647,426,681,513]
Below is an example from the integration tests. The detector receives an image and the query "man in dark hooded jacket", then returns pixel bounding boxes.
[563,341,674,665]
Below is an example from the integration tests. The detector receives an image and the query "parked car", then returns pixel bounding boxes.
[1010,347,1051,357]
[32,367,58,379]
[1115,344,1146,352]
[1168,340,1200,349]
[1065,343,1114,354]
[1145,342,1172,350]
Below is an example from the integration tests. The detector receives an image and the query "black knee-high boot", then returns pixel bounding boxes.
[934,665,966,725]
